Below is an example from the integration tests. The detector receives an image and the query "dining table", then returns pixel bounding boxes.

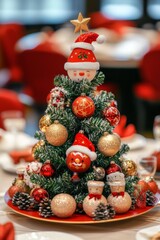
[0,134,160,240]
[16,26,160,69]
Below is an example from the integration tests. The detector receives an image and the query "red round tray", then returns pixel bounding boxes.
[4,191,160,224]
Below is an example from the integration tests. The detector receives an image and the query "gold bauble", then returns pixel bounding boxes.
[32,140,45,157]
[51,193,76,218]
[121,159,137,176]
[39,115,51,132]
[45,120,68,146]
[14,179,28,192]
[97,132,121,156]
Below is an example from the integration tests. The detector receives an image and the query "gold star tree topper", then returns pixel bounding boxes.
[70,12,90,34]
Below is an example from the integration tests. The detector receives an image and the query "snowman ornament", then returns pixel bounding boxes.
[64,32,105,82]
[107,172,132,214]
[83,180,107,217]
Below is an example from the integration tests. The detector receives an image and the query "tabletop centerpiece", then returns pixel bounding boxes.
[6,13,159,223]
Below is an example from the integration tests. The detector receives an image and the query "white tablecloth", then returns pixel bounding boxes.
[0,138,160,240]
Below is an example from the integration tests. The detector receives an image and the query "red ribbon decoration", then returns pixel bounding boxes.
[89,193,102,200]
[112,192,124,197]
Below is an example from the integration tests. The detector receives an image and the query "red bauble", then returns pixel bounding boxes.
[103,106,120,127]
[106,161,122,175]
[8,185,22,198]
[40,161,55,177]
[137,180,150,192]
[146,178,158,194]
[136,191,146,208]
[110,100,117,107]
[31,187,49,202]
[72,95,95,118]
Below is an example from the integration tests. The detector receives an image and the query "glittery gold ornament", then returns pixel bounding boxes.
[32,140,45,157]
[14,179,28,193]
[51,193,76,218]
[45,120,68,146]
[39,114,51,132]
[121,159,137,176]
[97,132,121,156]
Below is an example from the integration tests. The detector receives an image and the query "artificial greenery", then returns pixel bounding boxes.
[30,70,138,205]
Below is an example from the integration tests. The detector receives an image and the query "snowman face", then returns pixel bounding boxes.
[88,186,103,195]
[66,151,91,173]
[67,69,97,82]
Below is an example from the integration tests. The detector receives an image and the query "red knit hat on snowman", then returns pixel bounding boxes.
[64,32,105,71]
[66,132,97,161]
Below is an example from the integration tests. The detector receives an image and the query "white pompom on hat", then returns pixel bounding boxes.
[64,32,106,70]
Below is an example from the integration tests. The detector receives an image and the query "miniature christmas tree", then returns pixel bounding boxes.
[7,13,158,221]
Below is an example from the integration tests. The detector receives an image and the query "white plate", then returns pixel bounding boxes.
[16,231,83,240]
[136,225,160,240]
[0,153,28,174]
[121,134,146,150]
[0,131,37,152]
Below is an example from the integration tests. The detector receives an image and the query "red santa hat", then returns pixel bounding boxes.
[64,32,105,71]
[66,132,97,161]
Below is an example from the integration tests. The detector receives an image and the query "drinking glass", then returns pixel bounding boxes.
[153,115,160,150]
[137,156,157,180]
[1,110,26,149]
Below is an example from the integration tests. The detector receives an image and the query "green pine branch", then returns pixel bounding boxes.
[81,117,113,144]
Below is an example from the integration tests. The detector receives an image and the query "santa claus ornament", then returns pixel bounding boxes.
[66,131,97,182]
[64,32,105,82]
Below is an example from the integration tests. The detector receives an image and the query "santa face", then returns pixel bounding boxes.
[67,69,97,82]
[66,151,91,173]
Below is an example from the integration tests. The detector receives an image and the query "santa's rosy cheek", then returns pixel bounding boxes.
[74,72,77,76]
[87,73,90,78]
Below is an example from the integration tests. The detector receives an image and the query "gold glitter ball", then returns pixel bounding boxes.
[121,159,137,176]
[97,132,121,156]
[51,193,76,218]
[39,115,51,132]
[32,140,45,157]
[45,120,68,146]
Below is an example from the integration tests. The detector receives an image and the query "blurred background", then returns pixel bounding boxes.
[0,0,160,137]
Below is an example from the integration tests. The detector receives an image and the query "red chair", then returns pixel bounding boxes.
[96,82,118,94]
[133,44,160,132]
[0,23,26,85]
[89,12,135,35]
[0,89,25,129]
[17,43,67,106]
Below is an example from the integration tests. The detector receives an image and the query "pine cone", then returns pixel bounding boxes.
[93,203,115,221]
[39,197,53,218]
[146,190,157,206]
[106,204,116,219]
[12,192,21,206]
[12,192,34,210]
